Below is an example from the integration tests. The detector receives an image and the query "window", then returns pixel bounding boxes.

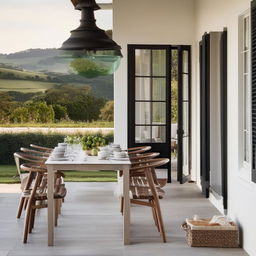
[239,11,251,173]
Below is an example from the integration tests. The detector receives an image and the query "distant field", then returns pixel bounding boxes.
[0,67,47,79]
[0,79,57,92]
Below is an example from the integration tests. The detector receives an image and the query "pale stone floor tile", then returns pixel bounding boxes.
[0,182,248,256]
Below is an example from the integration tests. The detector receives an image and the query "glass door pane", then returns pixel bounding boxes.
[177,47,191,184]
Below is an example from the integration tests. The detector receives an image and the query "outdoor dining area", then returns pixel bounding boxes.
[13,142,170,246]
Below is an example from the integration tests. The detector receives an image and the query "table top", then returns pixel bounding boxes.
[45,155,131,166]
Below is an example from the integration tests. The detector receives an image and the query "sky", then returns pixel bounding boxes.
[0,0,112,54]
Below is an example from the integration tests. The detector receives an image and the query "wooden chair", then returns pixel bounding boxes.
[20,163,67,243]
[121,158,169,243]
[14,152,47,219]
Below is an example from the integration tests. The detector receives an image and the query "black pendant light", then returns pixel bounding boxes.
[59,0,122,78]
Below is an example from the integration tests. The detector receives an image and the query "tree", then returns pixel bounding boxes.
[100,101,114,121]
[10,101,55,123]
[34,85,105,122]
[52,104,68,121]
[9,107,29,123]
[0,92,15,123]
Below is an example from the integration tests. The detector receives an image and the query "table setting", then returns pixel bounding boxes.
[49,142,129,162]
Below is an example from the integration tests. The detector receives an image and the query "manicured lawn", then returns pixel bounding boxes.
[0,121,114,128]
[0,165,117,183]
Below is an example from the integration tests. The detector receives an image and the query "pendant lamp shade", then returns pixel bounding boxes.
[60,0,122,56]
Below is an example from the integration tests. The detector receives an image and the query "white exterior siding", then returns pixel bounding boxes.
[195,1,255,255]
[113,0,256,254]
[113,0,198,180]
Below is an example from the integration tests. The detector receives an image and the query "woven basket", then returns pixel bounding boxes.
[181,220,239,248]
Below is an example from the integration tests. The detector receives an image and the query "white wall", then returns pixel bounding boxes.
[113,0,198,180]
[113,0,256,254]
[195,0,256,255]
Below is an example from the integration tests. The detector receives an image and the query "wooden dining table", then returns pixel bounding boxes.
[45,156,131,246]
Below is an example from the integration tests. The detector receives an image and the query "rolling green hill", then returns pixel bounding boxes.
[0,48,114,100]
[0,79,57,93]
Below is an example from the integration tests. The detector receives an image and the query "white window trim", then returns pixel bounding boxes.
[238,10,252,182]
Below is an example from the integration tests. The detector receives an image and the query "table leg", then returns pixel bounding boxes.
[123,165,130,245]
[47,166,55,246]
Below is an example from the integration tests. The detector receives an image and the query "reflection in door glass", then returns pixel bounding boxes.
[183,74,189,101]
[135,78,151,100]
[152,78,166,100]
[183,51,189,73]
[135,102,151,124]
[135,126,151,143]
[152,126,166,143]
[183,102,189,136]
[135,49,151,76]
[152,102,166,124]
[152,50,166,76]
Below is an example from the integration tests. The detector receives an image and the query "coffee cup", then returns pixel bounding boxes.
[98,151,107,160]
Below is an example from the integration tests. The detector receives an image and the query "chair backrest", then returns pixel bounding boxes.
[30,144,53,152]
[20,147,50,157]
[130,152,160,163]
[14,152,47,165]
[127,146,152,155]
[130,158,170,172]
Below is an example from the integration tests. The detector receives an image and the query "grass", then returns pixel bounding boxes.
[0,165,117,183]
[0,79,57,93]
[0,67,48,79]
[0,121,114,128]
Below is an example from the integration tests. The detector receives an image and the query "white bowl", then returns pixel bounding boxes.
[111,144,120,148]
[51,152,64,158]
[54,147,66,152]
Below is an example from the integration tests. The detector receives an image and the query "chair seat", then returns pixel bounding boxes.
[130,185,165,200]
[22,184,67,200]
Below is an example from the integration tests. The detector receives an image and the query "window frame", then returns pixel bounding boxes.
[238,10,252,180]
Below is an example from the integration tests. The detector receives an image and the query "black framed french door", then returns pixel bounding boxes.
[177,46,192,184]
[128,44,191,183]
[128,45,172,181]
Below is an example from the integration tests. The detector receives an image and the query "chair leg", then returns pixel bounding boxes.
[29,208,36,233]
[17,197,25,219]
[24,198,28,210]
[55,200,58,227]
[23,200,33,243]
[150,199,160,232]
[154,199,166,243]
[58,199,62,215]
[120,197,124,215]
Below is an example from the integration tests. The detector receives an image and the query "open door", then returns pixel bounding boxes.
[177,46,192,184]
[127,45,172,182]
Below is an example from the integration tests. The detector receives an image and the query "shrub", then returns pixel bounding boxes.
[52,104,68,121]
[0,133,65,164]
[100,100,114,122]
[0,132,114,164]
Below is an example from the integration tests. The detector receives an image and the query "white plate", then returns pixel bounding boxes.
[110,157,130,161]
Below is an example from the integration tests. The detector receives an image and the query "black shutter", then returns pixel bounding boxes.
[251,0,256,183]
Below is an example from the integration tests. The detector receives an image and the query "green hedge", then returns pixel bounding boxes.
[0,133,65,164]
[0,132,114,164]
